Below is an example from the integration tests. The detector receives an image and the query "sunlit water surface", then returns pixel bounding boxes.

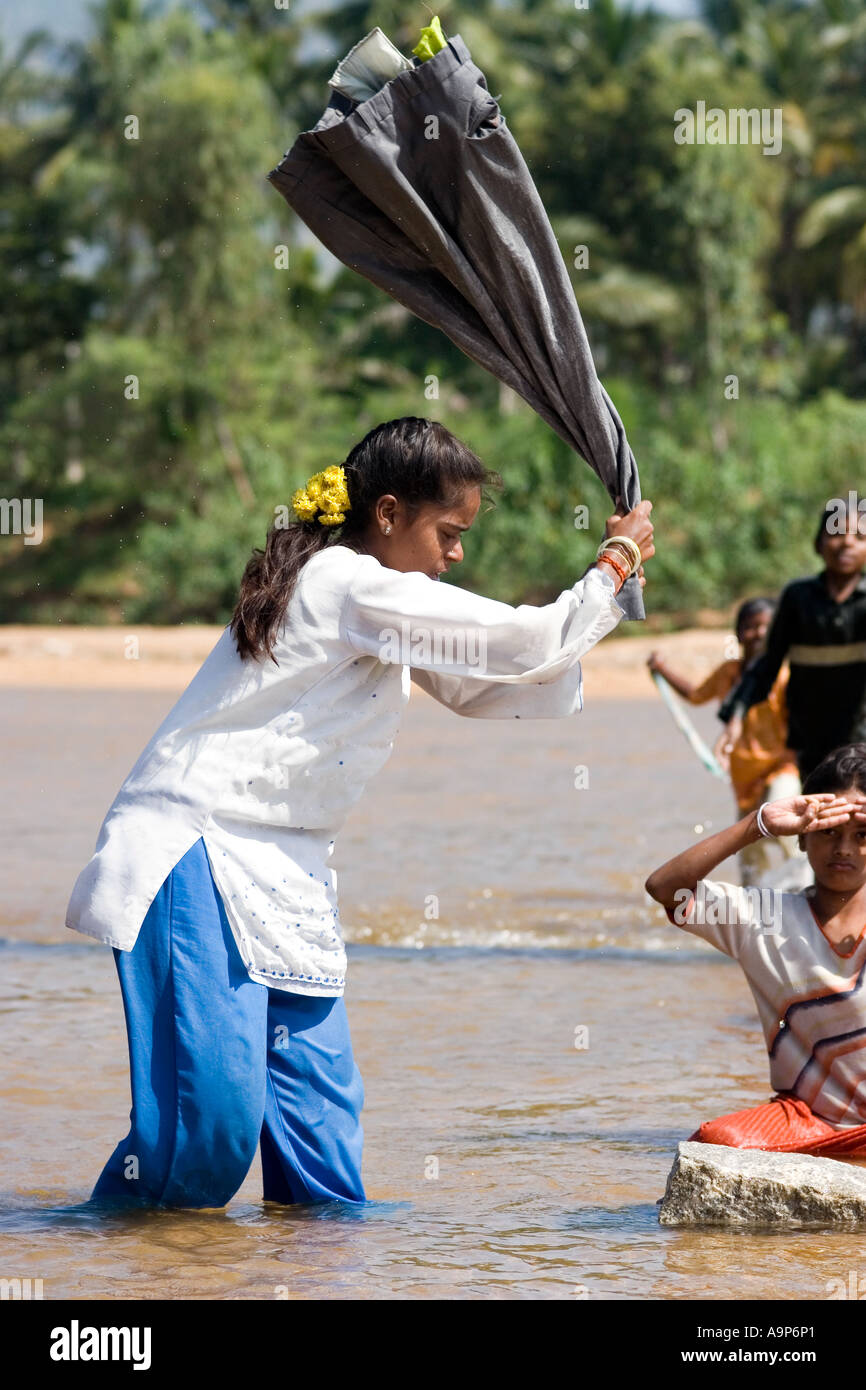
[1,686,860,1299]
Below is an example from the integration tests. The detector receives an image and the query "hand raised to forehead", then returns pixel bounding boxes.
[761,793,855,837]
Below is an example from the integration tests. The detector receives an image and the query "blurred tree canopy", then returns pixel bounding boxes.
[1,0,865,628]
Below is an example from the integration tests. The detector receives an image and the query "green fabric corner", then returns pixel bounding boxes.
[412,16,447,62]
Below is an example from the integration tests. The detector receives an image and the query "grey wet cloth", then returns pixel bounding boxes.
[267,32,644,619]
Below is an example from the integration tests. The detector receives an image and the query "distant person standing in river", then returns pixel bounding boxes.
[648,598,801,888]
[720,499,866,783]
[65,416,654,1211]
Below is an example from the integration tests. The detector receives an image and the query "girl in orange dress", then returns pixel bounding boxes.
[649,598,802,887]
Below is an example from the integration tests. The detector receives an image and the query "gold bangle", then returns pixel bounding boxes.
[600,536,633,569]
[596,536,641,577]
[605,536,642,574]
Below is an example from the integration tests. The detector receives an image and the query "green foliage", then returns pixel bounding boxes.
[2,0,866,627]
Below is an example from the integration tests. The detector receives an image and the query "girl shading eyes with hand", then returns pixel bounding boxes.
[645,744,866,1158]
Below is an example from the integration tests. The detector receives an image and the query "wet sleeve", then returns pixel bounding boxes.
[340,557,625,700]
[410,662,586,719]
[666,878,766,959]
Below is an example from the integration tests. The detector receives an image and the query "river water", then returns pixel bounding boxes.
[1,684,862,1300]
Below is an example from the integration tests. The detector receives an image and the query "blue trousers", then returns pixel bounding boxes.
[91,837,365,1209]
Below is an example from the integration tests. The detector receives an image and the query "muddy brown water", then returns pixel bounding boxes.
[1,684,862,1299]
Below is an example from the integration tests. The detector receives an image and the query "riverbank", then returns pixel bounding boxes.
[0,623,736,698]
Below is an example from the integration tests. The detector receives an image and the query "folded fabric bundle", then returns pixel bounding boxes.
[269,24,645,619]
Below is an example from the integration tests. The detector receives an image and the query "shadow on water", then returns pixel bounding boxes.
[260,1198,413,1223]
[460,1127,688,1151]
[590,1128,688,1150]
[560,1203,663,1233]
[0,1192,413,1235]
[0,939,101,957]
[347,943,723,966]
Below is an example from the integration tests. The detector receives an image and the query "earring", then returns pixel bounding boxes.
[383,525,392,535]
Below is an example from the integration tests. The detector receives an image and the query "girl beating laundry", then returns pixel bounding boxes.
[645,743,866,1157]
[66,416,654,1209]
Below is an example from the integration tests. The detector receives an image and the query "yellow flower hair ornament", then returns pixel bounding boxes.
[291,464,351,526]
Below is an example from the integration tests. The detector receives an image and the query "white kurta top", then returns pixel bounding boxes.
[66,544,624,995]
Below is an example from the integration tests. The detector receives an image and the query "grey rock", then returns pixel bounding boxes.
[659,1141,866,1227]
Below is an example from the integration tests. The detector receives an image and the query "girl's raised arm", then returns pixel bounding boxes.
[340,555,625,685]
[645,794,853,915]
[644,812,764,916]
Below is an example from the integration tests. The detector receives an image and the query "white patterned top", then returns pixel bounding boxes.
[674,879,866,1127]
[66,545,623,995]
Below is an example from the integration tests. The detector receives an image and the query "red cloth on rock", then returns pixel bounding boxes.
[690,1094,866,1158]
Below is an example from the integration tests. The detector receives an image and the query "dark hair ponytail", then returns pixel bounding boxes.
[231,416,502,662]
